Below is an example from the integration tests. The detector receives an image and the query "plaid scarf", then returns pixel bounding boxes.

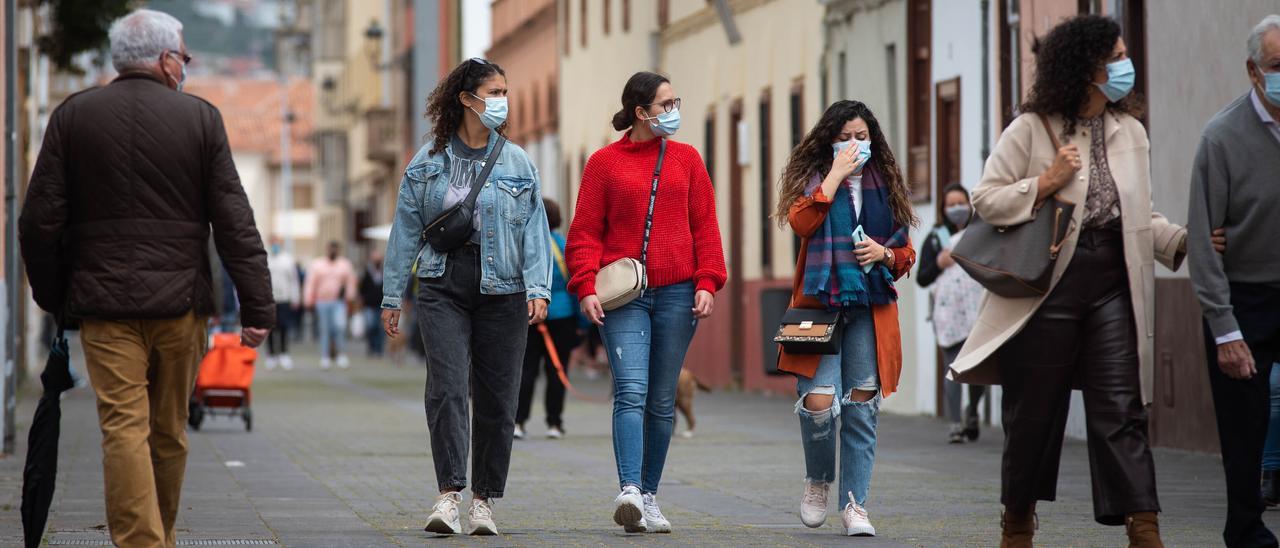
[801,167,909,309]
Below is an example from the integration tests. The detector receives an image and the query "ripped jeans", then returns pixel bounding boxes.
[599,281,698,493]
[795,306,879,510]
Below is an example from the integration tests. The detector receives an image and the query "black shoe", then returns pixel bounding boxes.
[963,415,980,442]
[1263,470,1280,507]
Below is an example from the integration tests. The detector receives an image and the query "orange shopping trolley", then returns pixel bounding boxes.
[188,332,257,431]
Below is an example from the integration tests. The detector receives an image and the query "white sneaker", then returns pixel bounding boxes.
[547,426,564,439]
[642,493,671,533]
[279,354,294,370]
[613,486,646,533]
[841,495,876,537]
[799,481,830,528]
[336,354,351,369]
[467,498,498,536]
[424,492,462,535]
[513,424,525,440]
[320,357,333,370]
[264,356,278,370]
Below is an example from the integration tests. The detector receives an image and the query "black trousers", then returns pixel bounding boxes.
[267,303,291,356]
[1206,282,1280,548]
[416,244,528,499]
[997,229,1158,525]
[517,317,579,428]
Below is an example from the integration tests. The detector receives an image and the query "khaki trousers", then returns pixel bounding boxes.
[81,312,207,548]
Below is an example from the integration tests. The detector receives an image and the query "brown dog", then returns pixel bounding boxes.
[675,369,711,438]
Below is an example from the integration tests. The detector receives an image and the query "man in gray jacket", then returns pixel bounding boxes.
[1188,14,1280,548]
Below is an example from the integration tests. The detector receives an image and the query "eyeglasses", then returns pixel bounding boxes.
[642,97,681,113]
[165,50,192,65]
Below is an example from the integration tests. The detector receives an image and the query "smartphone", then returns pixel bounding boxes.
[852,225,874,273]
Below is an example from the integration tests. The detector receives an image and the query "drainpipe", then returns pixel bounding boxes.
[4,0,18,455]
[980,0,991,161]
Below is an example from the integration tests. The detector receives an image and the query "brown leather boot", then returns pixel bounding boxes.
[1125,512,1163,548]
[1000,505,1036,548]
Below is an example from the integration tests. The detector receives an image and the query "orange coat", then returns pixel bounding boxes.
[777,189,916,398]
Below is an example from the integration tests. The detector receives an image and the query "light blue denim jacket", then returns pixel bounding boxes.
[381,131,552,310]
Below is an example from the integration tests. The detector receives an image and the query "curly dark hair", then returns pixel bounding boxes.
[775,100,918,230]
[1020,14,1144,137]
[425,58,507,154]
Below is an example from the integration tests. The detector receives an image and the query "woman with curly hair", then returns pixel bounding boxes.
[380,57,552,536]
[775,100,917,537]
[946,15,1186,547]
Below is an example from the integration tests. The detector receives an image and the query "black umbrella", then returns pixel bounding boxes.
[21,327,74,548]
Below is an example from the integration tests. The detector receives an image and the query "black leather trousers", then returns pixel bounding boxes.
[997,229,1159,525]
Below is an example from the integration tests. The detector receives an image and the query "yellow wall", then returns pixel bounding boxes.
[658,0,824,281]
[558,0,662,219]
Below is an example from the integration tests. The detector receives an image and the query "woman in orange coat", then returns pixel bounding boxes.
[774,100,916,537]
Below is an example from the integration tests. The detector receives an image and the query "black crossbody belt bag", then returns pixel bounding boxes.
[422,137,507,253]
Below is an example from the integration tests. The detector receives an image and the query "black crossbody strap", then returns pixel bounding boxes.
[462,136,507,209]
[638,138,667,289]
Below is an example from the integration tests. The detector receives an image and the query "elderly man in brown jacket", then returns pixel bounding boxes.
[18,9,273,548]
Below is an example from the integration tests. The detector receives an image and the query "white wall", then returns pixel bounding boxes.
[826,0,918,415]
[1147,1,1280,279]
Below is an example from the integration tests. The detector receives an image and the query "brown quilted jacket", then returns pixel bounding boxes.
[19,72,275,328]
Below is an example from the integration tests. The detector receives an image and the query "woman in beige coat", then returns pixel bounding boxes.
[947,16,1186,548]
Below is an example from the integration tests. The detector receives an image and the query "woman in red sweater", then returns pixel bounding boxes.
[566,71,727,534]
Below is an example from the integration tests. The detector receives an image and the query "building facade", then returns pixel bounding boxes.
[487,0,561,204]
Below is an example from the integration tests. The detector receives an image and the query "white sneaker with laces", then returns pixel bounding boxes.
[547,426,564,439]
[513,424,526,440]
[336,354,351,369]
[613,485,646,533]
[467,498,498,536]
[424,492,462,535]
[841,494,876,537]
[279,354,294,370]
[264,356,278,370]
[642,493,671,533]
[800,481,830,528]
[320,357,333,370]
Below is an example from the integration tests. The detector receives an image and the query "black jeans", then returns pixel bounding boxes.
[416,244,527,499]
[1206,282,1280,548]
[997,229,1158,525]
[517,317,578,428]
[267,303,291,356]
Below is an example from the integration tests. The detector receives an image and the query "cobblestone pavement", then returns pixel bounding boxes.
[0,336,1248,546]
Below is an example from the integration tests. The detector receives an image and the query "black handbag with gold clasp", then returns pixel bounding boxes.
[773,308,844,355]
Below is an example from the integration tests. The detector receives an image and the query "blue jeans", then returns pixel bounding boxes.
[364,308,386,356]
[599,282,697,494]
[1265,364,1280,471]
[315,300,347,359]
[795,307,880,509]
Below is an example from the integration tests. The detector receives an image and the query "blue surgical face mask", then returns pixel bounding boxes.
[470,94,508,129]
[1096,58,1135,102]
[165,51,187,92]
[833,138,872,166]
[643,108,682,136]
[270,244,282,255]
[1259,67,1280,108]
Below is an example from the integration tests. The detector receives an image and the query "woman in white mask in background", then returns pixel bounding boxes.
[916,183,986,444]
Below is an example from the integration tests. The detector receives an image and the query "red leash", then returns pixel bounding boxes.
[537,323,606,403]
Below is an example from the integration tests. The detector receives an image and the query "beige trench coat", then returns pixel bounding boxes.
[948,112,1186,405]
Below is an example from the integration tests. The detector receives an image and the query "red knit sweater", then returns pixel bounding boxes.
[566,132,727,298]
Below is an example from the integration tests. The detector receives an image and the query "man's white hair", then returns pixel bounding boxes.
[109,9,184,72]
[1248,14,1280,64]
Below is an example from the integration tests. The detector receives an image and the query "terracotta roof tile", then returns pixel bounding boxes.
[184,77,315,165]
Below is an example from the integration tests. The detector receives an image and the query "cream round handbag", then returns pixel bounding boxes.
[594,139,665,311]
